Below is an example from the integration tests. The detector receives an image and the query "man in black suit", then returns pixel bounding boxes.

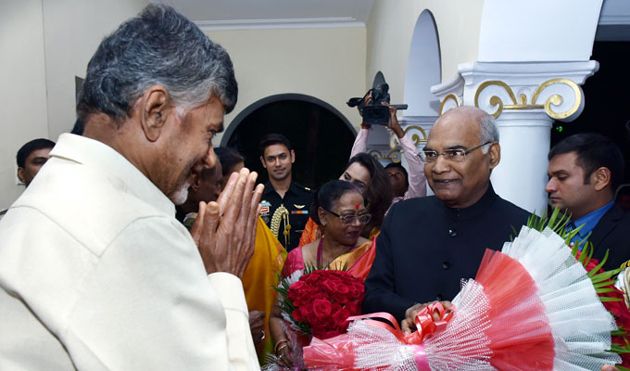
[547,133,630,270]
[363,106,529,321]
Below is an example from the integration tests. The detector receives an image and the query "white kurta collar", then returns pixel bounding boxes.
[51,133,175,217]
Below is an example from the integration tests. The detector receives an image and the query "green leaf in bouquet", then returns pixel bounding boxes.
[587,249,614,278]
[577,242,592,265]
[525,213,542,232]
[303,264,318,274]
[550,211,567,234]
[571,241,580,258]
[592,269,622,284]
[611,343,630,354]
[593,277,617,288]
[600,296,623,303]
[526,207,576,239]
[563,226,582,247]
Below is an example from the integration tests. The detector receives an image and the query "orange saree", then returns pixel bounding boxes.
[282,237,376,282]
[297,218,380,251]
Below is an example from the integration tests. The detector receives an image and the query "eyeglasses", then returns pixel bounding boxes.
[323,208,372,225]
[420,141,494,163]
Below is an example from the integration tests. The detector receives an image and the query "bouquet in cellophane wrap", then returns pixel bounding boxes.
[265,266,365,369]
[302,211,630,370]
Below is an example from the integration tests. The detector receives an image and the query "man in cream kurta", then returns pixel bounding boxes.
[0,5,261,370]
[0,134,257,370]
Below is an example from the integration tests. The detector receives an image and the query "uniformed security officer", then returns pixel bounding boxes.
[258,133,313,251]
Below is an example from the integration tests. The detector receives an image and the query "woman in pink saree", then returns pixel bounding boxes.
[270,180,376,366]
[282,180,376,281]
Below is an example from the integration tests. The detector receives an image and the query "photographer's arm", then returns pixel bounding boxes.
[388,107,426,198]
[349,93,374,159]
[400,136,426,198]
[349,126,369,159]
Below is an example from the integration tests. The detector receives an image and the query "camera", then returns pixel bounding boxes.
[347,71,407,126]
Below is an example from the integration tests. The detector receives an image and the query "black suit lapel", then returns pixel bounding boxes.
[590,206,623,255]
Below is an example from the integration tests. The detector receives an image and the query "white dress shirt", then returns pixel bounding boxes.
[0,134,258,370]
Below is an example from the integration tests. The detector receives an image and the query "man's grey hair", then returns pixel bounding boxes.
[478,111,499,153]
[76,4,237,124]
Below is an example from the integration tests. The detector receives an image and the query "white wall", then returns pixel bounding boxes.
[0,0,49,210]
[0,0,147,210]
[42,0,148,139]
[203,26,367,143]
[478,0,603,62]
[366,0,484,104]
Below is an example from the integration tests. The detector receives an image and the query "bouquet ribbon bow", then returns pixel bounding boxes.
[347,303,454,370]
[408,301,453,343]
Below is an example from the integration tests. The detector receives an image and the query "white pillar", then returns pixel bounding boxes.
[432,61,599,215]
[491,111,552,215]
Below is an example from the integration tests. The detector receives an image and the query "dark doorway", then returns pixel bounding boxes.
[221,94,356,189]
[551,41,630,184]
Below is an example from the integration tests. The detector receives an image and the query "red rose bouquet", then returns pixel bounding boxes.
[577,248,630,368]
[278,268,364,339]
